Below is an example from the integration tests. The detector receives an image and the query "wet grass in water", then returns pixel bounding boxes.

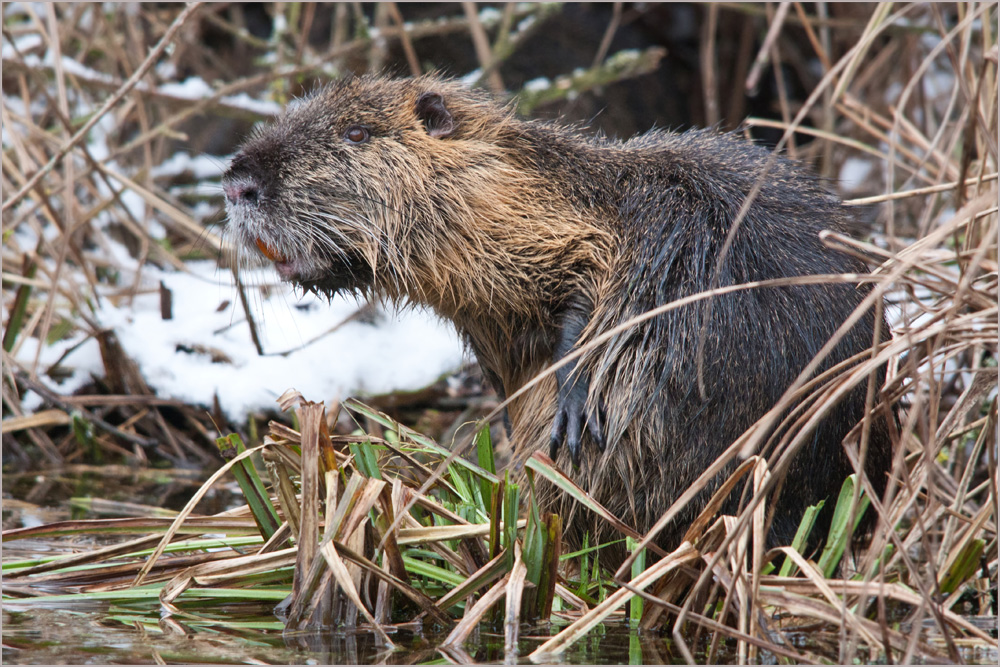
[4,395,996,663]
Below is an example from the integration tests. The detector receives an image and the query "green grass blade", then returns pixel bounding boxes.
[217,434,281,540]
[817,474,870,578]
[939,538,986,594]
[503,471,520,570]
[348,438,383,480]
[523,473,544,587]
[489,478,504,561]
[536,512,561,621]
[446,462,474,505]
[402,556,466,587]
[475,423,496,509]
[627,536,645,624]
[779,500,825,577]
[2,252,36,353]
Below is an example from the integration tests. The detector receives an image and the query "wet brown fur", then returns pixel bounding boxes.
[224,74,894,566]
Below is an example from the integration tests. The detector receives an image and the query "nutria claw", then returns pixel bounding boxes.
[549,372,606,468]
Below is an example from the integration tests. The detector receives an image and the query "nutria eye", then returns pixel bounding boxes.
[344,126,370,144]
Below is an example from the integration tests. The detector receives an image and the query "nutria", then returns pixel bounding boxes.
[222,74,893,564]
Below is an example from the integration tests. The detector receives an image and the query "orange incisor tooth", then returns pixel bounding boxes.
[255,238,285,262]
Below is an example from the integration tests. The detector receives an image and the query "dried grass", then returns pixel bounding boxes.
[2,2,997,664]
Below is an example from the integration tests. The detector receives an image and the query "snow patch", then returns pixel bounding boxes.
[478,7,502,23]
[159,77,214,100]
[460,69,482,87]
[2,33,42,59]
[20,261,467,421]
[156,61,178,80]
[838,157,874,192]
[523,77,551,93]
[18,334,105,413]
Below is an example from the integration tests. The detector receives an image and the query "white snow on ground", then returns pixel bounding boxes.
[17,260,466,421]
[517,15,536,33]
[158,77,215,100]
[838,157,874,192]
[1,32,42,58]
[523,77,552,93]
[17,334,107,409]
[478,6,502,23]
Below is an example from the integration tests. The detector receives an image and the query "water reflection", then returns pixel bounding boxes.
[3,603,690,665]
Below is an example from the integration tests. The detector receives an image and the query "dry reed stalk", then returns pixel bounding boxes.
[2,4,996,662]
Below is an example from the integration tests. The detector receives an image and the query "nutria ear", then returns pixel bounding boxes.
[415,92,455,138]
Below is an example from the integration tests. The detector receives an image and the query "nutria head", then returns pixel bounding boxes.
[222,74,610,331]
[222,75,516,302]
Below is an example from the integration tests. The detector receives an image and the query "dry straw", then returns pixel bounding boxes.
[2,3,996,664]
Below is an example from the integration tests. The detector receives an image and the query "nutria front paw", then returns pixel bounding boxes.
[549,373,606,468]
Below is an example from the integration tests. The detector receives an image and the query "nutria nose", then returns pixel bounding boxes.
[223,179,260,205]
